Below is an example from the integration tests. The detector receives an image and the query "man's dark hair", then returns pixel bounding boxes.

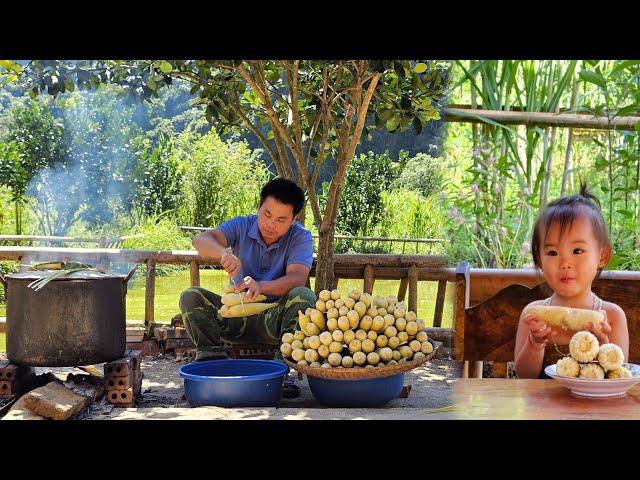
[260,178,305,216]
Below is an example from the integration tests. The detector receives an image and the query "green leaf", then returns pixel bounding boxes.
[611,60,640,75]
[378,109,394,121]
[385,116,400,132]
[579,69,607,89]
[159,61,173,74]
[607,254,622,269]
[190,84,200,95]
[615,104,639,117]
[413,63,428,74]
[0,60,22,73]
[635,121,640,135]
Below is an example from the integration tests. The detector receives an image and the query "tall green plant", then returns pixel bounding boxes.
[450,60,578,267]
[176,130,269,227]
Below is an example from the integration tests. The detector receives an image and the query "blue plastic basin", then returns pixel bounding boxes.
[307,372,405,407]
[179,359,288,407]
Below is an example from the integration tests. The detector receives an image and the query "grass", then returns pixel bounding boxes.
[0,269,454,352]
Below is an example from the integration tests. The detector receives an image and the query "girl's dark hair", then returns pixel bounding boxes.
[531,182,610,270]
[259,178,305,216]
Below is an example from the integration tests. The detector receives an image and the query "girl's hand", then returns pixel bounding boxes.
[588,309,611,344]
[524,314,555,346]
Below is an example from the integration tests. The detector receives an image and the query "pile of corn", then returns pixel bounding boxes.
[218,284,278,318]
[280,289,433,368]
[555,331,631,379]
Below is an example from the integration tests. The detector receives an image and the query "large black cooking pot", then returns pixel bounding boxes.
[0,267,137,367]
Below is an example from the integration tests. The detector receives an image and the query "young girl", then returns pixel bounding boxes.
[514,183,629,379]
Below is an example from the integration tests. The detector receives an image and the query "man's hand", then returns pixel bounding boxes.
[220,251,241,278]
[235,276,262,302]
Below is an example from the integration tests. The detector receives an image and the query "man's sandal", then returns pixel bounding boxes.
[282,379,300,398]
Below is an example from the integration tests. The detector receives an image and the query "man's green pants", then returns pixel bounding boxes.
[179,286,316,361]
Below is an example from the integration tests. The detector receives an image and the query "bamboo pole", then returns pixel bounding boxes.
[444,107,640,131]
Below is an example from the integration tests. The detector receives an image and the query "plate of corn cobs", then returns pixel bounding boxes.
[544,331,640,397]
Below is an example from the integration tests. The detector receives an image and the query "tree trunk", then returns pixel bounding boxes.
[315,228,336,293]
[15,199,21,235]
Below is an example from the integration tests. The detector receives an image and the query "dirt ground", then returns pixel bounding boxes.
[94,353,459,418]
[6,353,461,419]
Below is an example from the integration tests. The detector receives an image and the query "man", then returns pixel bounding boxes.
[179,178,316,396]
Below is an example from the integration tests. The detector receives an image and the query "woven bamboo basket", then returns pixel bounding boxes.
[285,340,442,380]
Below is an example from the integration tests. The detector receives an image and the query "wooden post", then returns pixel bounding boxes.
[145,260,156,338]
[408,265,418,314]
[471,361,483,379]
[432,280,447,328]
[363,264,374,294]
[189,260,200,287]
[397,277,408,302]
[454,262,470,374]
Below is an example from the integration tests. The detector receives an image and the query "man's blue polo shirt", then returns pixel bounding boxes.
[218,214,313,292]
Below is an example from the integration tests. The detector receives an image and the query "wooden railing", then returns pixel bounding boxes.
[0,246,455,344]
[0,235,144,249]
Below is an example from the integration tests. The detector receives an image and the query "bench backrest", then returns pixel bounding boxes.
[453,263,640,376]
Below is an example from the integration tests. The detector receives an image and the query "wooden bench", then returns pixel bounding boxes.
[453,262,640,378]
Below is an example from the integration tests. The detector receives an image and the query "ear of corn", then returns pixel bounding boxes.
[221,292,267,306]
[524,305,604,331]
[222,284,235,294]
[219,302,278,317]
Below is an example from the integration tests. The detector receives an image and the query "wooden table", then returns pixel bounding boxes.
[452,379,640,420]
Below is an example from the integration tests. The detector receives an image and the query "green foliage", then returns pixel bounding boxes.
[175,130,269,227]
[121,214,193,276]
[131,137,183,216]
[377,190,446,245]
[122,214,192,251]
[0,261,18,303]
[0,98,66,233]
[393,153,443,198]
[326,150,407,237]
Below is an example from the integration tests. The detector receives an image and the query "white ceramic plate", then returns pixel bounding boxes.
[544,363,640,398]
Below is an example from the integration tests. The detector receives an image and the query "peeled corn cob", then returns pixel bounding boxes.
[579,362,605,379]
[606,366,633,379]
[569,331,600,363]
[221,292,267,306]
[524,305,604,331]
[597,343,624,371]
[222,284,235,294]
[556,356,580,378]
[219,302,278,317]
